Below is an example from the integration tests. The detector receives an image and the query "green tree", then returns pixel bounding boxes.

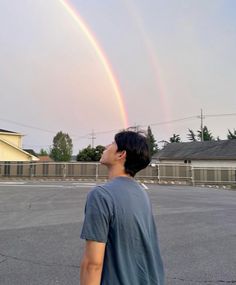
[197,126,214,141]
[77,145,105,161]
[227,129,236,139]
[169,134,181,143]
[50,131,73,161]
[187,129,197,141]
[146,126,158,156]
[94,145,105,161]
[39,148,48,156]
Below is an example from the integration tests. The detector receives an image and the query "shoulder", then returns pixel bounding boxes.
[88,185,109,197]
[87,185,113,205]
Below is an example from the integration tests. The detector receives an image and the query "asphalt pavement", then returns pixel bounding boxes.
[0,181,235,285]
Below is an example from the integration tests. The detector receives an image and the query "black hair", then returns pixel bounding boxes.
[114,130,150,177]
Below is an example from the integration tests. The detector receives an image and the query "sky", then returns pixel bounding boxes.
[1,0,236,154]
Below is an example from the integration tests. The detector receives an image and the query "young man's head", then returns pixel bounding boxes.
[100,131,150,177]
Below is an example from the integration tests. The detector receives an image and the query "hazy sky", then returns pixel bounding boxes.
[1,0,236,154]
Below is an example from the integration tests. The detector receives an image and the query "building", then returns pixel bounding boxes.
[37,155,53,162]
[153,140,236,185]
[0,129,39,162]
[155,140,236,167]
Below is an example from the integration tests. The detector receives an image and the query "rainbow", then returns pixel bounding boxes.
[122,0,171,128]
[58,0,129,128]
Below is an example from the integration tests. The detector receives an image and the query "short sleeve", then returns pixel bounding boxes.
[80,186,113,243]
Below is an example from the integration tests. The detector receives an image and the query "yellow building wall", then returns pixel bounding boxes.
[0,134,22,148]
[0,141,34,161]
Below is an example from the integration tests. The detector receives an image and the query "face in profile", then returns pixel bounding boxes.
[100,141,118,166]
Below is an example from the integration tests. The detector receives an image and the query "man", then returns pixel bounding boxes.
[80,131,164,285]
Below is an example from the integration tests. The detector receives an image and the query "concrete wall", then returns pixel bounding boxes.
[0,162,235,185]
[0,162,157,180]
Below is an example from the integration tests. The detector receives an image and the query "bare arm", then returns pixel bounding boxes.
[80,240,106,285]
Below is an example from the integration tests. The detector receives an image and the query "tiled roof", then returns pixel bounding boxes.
[155,140,236,160]
[38,156,53,162]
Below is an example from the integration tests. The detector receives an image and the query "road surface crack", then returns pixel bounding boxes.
[0,252,79,269]
[0,257,7,264]
[169,277,236,283]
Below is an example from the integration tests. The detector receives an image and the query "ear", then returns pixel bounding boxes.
[117,150,126,161]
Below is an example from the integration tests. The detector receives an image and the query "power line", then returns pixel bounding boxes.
[0,118,57,134]
[0,117,81,137]
[2,112,236,143]
[144,115,198,127]
[23,144,51,148]
[205,112,236,118]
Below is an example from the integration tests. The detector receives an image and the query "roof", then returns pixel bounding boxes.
[71,155,77,162]
[155,140,236,161]
[0,129,22,136]
[38,155,53,162]
[23,149,38,157]
[0,129,17,134]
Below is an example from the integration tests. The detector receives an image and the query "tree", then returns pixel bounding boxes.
[169,134,181,143]
[197,126,214,141]
[227,129,236,139]
[39,148,48,156]
[146,126,158,156]
[50,131,73,161]
[94,145,106,161]
[77,145,105,161]
[187,129,197,141]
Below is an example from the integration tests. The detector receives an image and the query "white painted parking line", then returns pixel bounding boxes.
[141,183,149,190]
[73,183,96,188]
[0,181,26,185]
[0,184,64,188]
[73,183,96,187]
[0,182,96,188]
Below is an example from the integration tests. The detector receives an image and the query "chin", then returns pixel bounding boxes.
[100,159,109,166]
[100,154,106,164]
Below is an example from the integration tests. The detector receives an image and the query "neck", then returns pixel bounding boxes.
[107,165,130,180]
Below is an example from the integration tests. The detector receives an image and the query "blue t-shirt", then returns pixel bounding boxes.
[80,176,164,285]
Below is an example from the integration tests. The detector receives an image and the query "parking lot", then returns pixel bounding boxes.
[0,181,235,285]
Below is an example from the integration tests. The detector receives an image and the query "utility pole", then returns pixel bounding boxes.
[200,109,204,142]
[129,123,140,132]
[89,129,96,148]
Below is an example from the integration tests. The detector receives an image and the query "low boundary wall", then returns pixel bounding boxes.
[0,162,235,186]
